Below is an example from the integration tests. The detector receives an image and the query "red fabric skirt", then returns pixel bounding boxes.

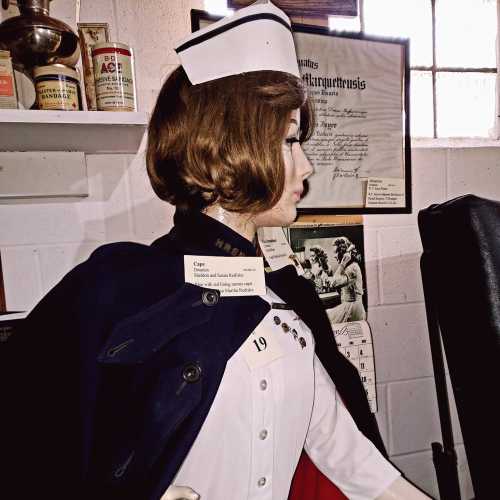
[289,451,348,500]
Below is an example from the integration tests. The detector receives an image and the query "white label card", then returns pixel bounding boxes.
[365,177,405,208]
[184,255,266,296]
[242,322,283,370]
[258,226,304,275]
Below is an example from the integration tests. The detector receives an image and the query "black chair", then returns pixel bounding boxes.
[418,194,500,500]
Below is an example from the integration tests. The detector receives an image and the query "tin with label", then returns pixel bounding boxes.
[33,64,82,111]
[92,42,136,112]
[0,50,18,109]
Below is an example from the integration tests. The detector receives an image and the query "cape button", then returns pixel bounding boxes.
[202,290,219,306]
[182,363,202,383]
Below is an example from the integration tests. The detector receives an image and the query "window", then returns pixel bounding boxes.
[331,0,498,138]
[206,0,498,139]
[204,0,233,16]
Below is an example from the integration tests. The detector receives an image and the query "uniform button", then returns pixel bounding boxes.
[273,315,281,325]
[282,323,290,333]
[182,363,202,383]
[257,477,266,487]
[202,290,219,306]
[259,429,268,440]
[260,379,268,390]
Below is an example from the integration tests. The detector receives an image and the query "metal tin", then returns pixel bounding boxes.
[92,42,136,112]
[0,49,17,108]
[33,63,82,110]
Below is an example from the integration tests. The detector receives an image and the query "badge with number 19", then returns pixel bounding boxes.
[242,322,283,370]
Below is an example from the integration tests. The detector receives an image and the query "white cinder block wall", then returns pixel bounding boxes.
[2,1,497,498]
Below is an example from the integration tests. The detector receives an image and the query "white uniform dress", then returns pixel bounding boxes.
[173,288,400,499]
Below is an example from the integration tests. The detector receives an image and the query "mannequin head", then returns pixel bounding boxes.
[147,66,313,229]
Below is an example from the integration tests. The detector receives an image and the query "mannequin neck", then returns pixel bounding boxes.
[203,205,257,244]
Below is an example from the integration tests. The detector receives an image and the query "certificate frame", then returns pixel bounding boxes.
[190,10,411,215]
[227,0,358,17]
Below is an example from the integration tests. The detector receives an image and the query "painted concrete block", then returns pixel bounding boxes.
[369,303,433,382]
[1,246,41,312]
[378,226,424,304]
[388,378,441,455]
[86,154,134,241]
[50,0,79,32]
[364,228,380,307]
[442,352,464,446]
[126,152,174,241]
[375,383,389,450]
[114,0,204,90]
[447,147,500,201]
[390,450,439,499]
[79,0,118,40]
[456,444,474,500]
[38,243,99,294]
[0,200,104,246]
[0,152,88,199]
[138,88,160,114]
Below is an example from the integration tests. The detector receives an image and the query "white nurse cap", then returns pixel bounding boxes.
[174,0,300,85]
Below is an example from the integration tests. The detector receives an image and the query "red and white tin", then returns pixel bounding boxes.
[91,42,137,111]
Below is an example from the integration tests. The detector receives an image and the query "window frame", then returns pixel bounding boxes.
[351,0,499,139]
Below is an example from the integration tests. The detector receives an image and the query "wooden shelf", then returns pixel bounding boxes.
[0,110,148,154]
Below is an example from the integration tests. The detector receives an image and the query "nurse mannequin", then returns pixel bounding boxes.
[161,109,430,500]
[156,2,432,499]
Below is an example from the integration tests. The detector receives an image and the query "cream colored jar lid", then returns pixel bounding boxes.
[92,42,131,51]
[33,64,78,79]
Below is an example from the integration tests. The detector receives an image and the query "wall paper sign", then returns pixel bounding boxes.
[365,177,405,208]
[191,10,411,215]
[258,226,304,275]
[228,0,358,17]
[184,255,266,296]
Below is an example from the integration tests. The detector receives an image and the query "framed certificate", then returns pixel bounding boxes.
[191,10,411,215]
[293,25,411,214]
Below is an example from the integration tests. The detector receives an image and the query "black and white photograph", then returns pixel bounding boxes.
[287,222,367,323]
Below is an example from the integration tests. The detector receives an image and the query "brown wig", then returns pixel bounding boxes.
[147,66,313,213]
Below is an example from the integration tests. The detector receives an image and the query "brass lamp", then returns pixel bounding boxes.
[0,0,80,73]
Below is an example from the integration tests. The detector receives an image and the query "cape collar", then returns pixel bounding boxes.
[151,209,257,258]
[110,209,335,368]
[151,209,310,303]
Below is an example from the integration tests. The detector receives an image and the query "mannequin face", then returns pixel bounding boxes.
[253,108,314,228]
